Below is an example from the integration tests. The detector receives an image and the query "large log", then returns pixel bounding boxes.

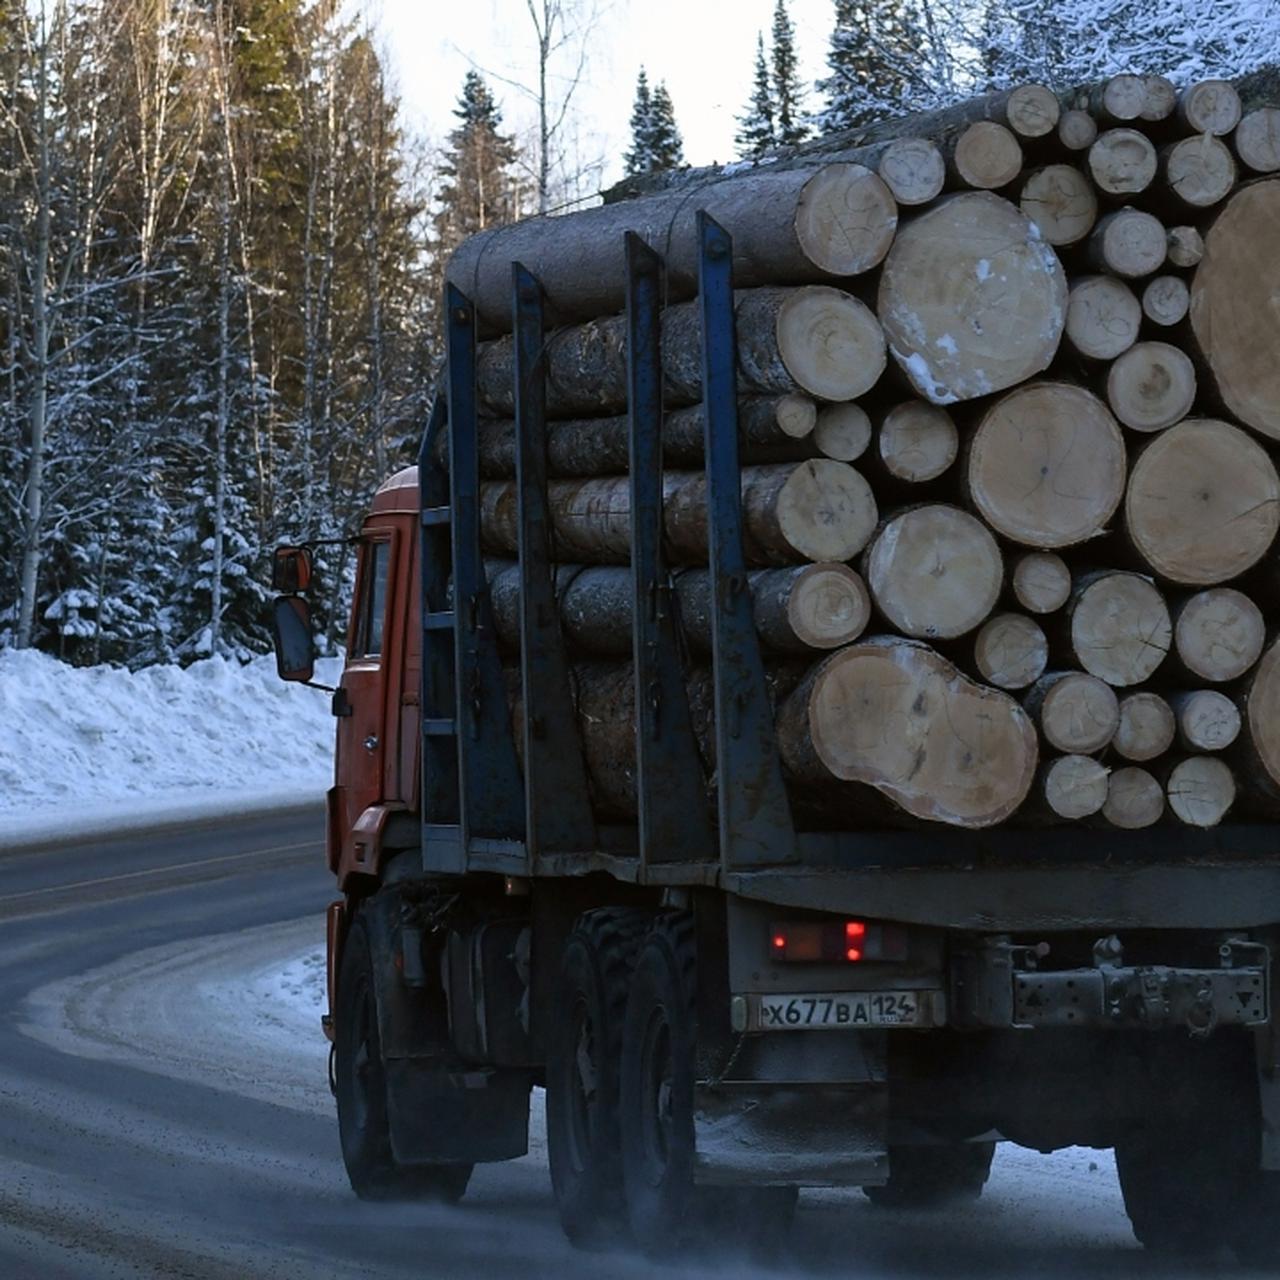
[1019,165,1098,246]
[1105,341,1197,432]
[475,285,887,417]
[973,613,1049,690]
[1113,691,1177,762]
[863,504,1003,640]
[446,162,898,332]
[1064,276,1141,360]
[1166,756,1236,827]
[775,637,1039,828]
[479,460,879,566]
[1189,180,1280,441]
[1172,588,1266,683]
[1011,552,1072,614]
[876,192,1067,406]
[1162,135,1237,209]
[1171,689,1242,753]
[1039,754,1110,820]
[1102,766,1165,829]
[966,381,1126,548]
[1125,418,1280,585]
[1025,671,1120,754]
[876,401,958,483]
[1178,79,1242,136]
[1066,571,1172,687]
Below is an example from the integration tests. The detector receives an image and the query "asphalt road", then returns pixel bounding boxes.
[0,812,1258,1279]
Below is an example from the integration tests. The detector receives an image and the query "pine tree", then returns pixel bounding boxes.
[649,81,684,171]
[623,67,655,176]
[771,0,808,145]
[817,0,924,132]
[736,34,775,159]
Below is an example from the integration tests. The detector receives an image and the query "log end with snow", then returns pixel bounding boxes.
[1070,572,1171,687]
[877,401,958,482]
[1041,754,1110,820]
[974,613,1049,690]
[1114,691,1177,762]
[1125,418,1280,585]
[1103,767,1165,829]
[1174,588,1265,683]
[779,638,1039,828]
[968,382,1126,548]
[877,192,1067,406]
[1012,552,1072,614]
[1167,756,1236,827]
[1106,341,1197,432]
[864,505,1003,640]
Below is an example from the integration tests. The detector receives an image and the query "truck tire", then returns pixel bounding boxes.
[335,913,473,1203]
[619,913,700,1255]
[862,1142,996,1209]
[547,907,650,1246]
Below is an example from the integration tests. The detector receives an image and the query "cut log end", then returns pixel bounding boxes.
[1244,639,1280,796]
[1173,689,1242,752]
[813,402,872,461]
[1020,165,1099,246]
[772,393,818,439]
[1012,552,1072,614]
[771,459,880,562]
[865,505,1004,641]
[1057,109,1098,152]
[1235,108,1280,174]
[1103,767,1165,829]
[877,137,946,206]
[776,286,887,401]
[1042,755,1110,819]
[785,563,871,650]
[1070,572,1172,687]
[1141,75,1177,122]
[1090,208,1167,279]
[974,613,1049,690]
[1114,692,1177,762]
[1088,129,1158,196]
[1174,588,1265,684]
[1164,134,1237,209]
[1141,276,1190,328]
[1066,276,1141,360]
[1093,74,1147,122]
[1167,756,1236,827]
[1106,341,1197,432]
[953,121,1024,189]
[1006,84,1061,138]
[1178,79,1242,136]
[1030,672,1120,754]
[1166,225,1204,269]
[969,382,1127,548]
[878,402,958,482]
[794,163,899,277]
[1126,418,1280,585]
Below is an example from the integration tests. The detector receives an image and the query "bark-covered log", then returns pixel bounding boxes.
[1235,108,1280,174]
[1114,691,1177,762]
[479,460,879,566]
[967,381,1126,548]
[1166,756,1236,827]
[1025,671,1120,753]
[1012,552,1072,614]
[1171,689,1242,752]
[446,161,898,333]
[1065,276,1142,360]
[1066,571,1172,687]
[1189,181,1280,441]
[863,504,1003,640]
[1020,165,1098,245]
[1140,275,1190,327]
[974,612,1049,690]
[946,121,1023,189]
[876,401,958,483]
[1162,135,1237,209]
[1166,224,1205,268]
[1039,754,1111,819]
[1088,208,1167,277]
[877,137,946,205]
[1102,766,1165,828]
[1177,79,1243,136]
[876,192,1067,406]
[475,285,887,417]
[775,637,1039,828]
[1088,129,1158,196]
[1057,109,1098,152]
[1172,588,1266,684]
[1125,419,1280,585]
[1105,341,1197,432]
[813,402,872,462]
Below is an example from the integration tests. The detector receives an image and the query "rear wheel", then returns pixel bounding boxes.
[547,908,650,1246]
[862,1142,995,1209]
[335,914,473,1202]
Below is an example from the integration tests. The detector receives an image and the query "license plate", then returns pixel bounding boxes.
[756,991,933,1030]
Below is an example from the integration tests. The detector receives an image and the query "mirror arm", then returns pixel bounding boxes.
[302,679,337,694]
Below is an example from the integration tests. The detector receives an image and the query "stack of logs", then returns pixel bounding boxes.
[444,68,1280,832]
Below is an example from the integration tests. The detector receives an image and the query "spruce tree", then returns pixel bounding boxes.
[624,68,655,176]
[649,81,685,171]
[736,34,775,160]
[771,0,808,145]
[818,0,923,132]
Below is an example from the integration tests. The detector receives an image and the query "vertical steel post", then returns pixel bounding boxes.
[512,264,597,858]
[445,285,525,851]
[697,213,797,870]
[625,232,715,867]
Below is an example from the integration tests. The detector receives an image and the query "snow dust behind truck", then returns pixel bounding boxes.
[269,72,1280,1262]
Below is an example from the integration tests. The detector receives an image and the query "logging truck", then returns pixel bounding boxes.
[270,72,1280,1262]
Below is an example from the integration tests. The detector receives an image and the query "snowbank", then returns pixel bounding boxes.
[0,648,340,845]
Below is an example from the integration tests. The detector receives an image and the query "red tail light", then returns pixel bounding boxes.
[768,918,906,964]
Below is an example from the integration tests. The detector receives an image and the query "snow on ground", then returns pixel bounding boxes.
[0,648,340,845]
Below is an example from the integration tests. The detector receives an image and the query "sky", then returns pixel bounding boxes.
[373,0,835,190]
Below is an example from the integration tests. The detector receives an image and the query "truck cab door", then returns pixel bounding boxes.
[334,531,397,853]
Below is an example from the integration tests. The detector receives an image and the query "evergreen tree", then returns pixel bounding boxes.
[736,34,775,160]
[817,0,924,132]
[623,67,655,176]
[771,0,808,145]
[649,81,684,171]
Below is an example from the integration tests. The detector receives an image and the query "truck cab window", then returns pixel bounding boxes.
[354,540,390,657]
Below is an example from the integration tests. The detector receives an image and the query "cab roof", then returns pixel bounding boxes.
[371,465,420,517]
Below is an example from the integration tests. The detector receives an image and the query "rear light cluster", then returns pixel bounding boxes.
[769,919,908,964]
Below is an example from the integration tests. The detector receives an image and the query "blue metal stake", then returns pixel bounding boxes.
[697,212,797,870]
[625,232,715,867]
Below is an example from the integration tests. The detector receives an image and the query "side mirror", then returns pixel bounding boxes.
[273,545,313,593]
[272,595,315,682]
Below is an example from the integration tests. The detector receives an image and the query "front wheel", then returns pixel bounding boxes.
[335,913,473,1202]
